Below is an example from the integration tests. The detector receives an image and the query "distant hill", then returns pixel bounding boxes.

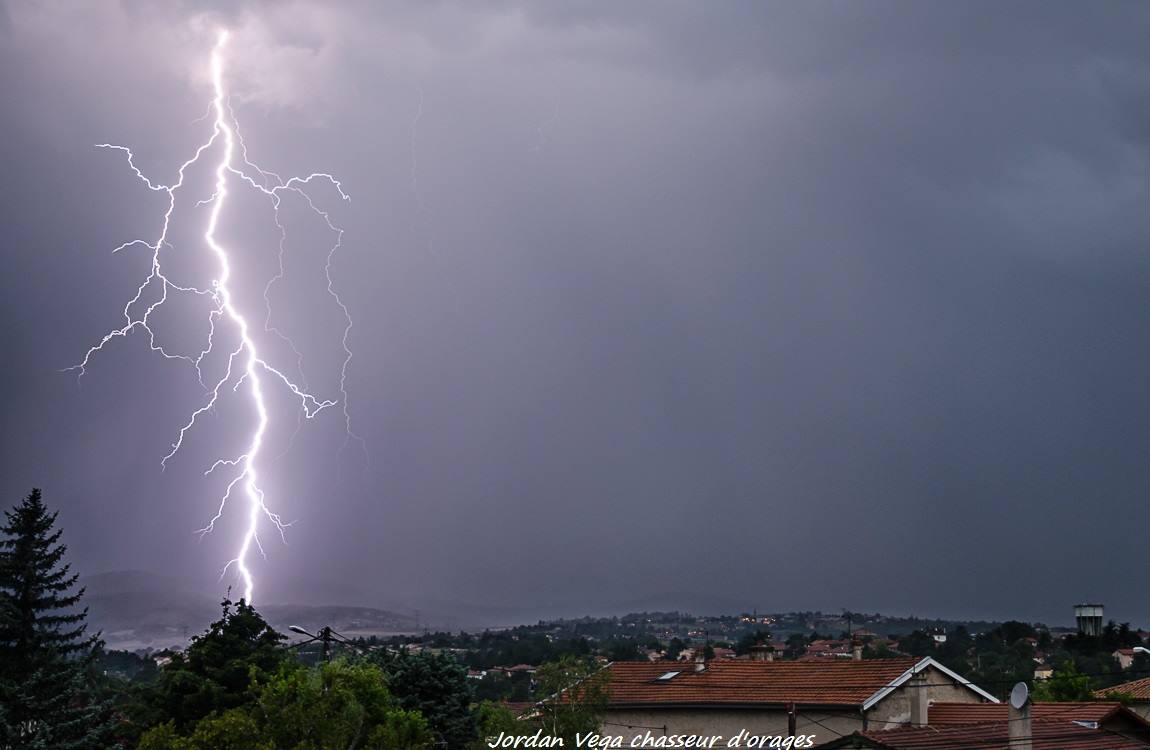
[600,591,759,617]
[79,570,1027,652]
[82,570,220,651]
[81,570,420,651]
[82,572,809,651]
[259,604,418,638]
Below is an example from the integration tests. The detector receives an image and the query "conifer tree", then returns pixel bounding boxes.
[0,488,118,749]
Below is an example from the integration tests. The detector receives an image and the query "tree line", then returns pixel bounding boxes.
[0,489,607,749]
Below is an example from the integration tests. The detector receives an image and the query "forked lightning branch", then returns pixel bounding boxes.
[67,30,357,603]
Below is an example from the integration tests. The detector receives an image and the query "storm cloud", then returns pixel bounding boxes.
[2,1,1150,625]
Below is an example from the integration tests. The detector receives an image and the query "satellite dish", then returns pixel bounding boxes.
[1009,682,1030,710]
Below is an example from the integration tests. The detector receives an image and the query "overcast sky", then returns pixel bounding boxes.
[2,1,1149,626]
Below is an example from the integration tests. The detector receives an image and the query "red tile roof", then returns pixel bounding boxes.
[837,718,1150,749]
[795,653,854,662]
[928,701,1127,725]
[1099,676,1150,700]
[603,658,923,708]
[498,700,537,718]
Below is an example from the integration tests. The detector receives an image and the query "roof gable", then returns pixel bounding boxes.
[861,657,998,710]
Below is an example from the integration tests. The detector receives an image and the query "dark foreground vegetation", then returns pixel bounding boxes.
[0,489,604,748]
[2,487,1145,748]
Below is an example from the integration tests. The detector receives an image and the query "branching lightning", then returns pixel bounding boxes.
[67,30,358,603]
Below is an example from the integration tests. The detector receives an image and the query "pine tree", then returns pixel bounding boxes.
[0,488,118,749]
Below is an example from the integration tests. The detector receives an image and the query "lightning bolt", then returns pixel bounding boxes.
[67,30,358,603]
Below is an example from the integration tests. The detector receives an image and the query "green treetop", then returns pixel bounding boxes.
[133,596,287,735]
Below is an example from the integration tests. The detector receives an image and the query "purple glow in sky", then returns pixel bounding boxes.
[2,1,1150,626]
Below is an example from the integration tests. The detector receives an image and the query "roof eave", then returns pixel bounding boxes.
[607,701,864,711]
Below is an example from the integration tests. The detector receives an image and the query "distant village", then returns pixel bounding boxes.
[318,602,1150,748]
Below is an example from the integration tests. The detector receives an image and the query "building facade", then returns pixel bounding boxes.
[595,656,995,746]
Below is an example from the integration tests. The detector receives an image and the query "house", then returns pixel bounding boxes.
[678,648,702,662]
[800,639,853,661]
[1096,675,1150,722]
[1116,649,1137,670]
[819,698,1150,748]
[639,647,665,662]
[593,655,995,746]
[819,718,1150,749]
[1033,663,1054,680]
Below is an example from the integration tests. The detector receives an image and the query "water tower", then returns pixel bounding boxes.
[1073,603,1104,636]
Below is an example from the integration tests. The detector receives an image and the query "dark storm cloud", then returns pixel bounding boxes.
[2,0,1150,626]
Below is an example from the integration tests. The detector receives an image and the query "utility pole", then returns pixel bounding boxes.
[289,625,358,664]
[319,626,334,662]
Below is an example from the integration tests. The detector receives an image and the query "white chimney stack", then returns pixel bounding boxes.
[1008,682,1032,750]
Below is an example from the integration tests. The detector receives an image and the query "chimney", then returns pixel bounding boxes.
[1008,683,1032,750]
[909,671,929,727]
[852,639,863,661]
[694,648,706,673]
